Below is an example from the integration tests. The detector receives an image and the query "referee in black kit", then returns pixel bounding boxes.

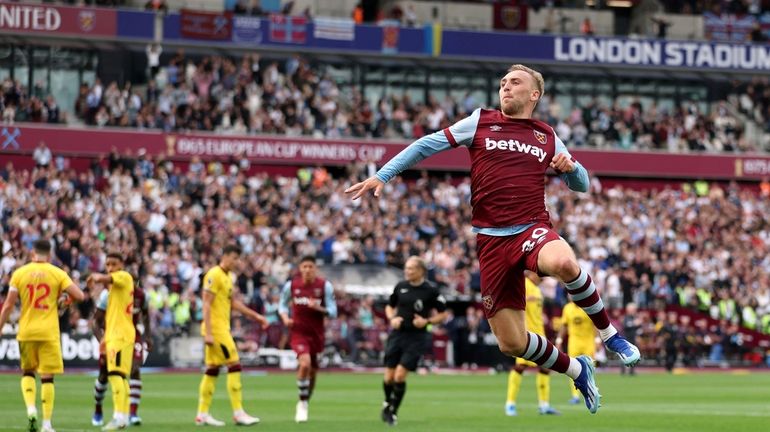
[381,256,449,426]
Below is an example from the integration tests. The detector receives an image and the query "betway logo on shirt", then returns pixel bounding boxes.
[485,138,548,162]
[294,297,316,306]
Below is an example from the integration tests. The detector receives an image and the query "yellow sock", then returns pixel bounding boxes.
[197,374,217,414]
[122,378,131,416]
[536,373,550,407]
[506,370,522,404]
[227,372,243,412]
[41,382,54,421]
[108,375,126,419]
[21,376,36,412]
[571,380,580,399]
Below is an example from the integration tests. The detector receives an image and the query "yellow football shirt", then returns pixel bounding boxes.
[524,278,546,336]
[10,262,73,341]
[104,270,135,344]
[562,302,595,342]
[201,266,233,337]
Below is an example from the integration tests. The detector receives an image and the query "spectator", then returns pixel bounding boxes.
[580,17,594,36]
[32,141,52,168]
[146,44,163,80]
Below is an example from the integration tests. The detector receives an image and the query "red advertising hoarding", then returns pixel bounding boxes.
[180,9,232,41]
[0,1,117,37]
[1,124,769,180]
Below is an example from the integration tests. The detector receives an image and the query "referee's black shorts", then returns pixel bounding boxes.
[384,331,431,371]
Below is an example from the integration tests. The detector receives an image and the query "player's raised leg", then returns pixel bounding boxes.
[537,240,641,366]
[488,309,600,413]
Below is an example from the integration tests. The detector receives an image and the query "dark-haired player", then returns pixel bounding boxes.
[279,256,337,423]
[91,278,152,426]
[195,244,268,427]
[87,252,135,431]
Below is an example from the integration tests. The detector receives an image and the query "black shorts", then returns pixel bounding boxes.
[384,331,431,371]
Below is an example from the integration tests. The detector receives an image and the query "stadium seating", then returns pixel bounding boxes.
[0,153,768,367]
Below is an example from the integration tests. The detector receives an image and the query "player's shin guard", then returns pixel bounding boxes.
[197,368,219,415]
[536,373,550,408]
[129,379,141,416]
[94,378,108,416]
[521,332,573,375]
[565,271,617,340]
[41,378,54,422]
[297,379,310,402]
[506,371,522,404]
[21,374,36,413]
[389,382,407,414]
[226,364,243,412]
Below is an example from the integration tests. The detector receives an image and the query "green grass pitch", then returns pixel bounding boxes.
[1,369,769,431]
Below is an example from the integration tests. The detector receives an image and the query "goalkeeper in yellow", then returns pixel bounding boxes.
[87,252,136,431]
[195,244,268,427]
[505,271,560,416]
[0,239,85,432]
[558,297,598,405]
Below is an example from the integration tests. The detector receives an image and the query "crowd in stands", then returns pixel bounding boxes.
[55,51,762,153]
[1,144,769,368]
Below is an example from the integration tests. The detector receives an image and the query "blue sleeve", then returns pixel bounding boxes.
[324,281,337,318]
[96,290,109,311]
[444,108,481,147]
[278,281,292,316]
[554,134,589,193]
[375,131,453,183]
[375,108,480,183]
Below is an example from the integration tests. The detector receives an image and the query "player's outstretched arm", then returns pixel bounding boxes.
[87,272,113,288]
[345,176,385,200]
[346,109,479,200]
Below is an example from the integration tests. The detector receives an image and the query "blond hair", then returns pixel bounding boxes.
[507,64,544,100]
[406,256,428,274]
